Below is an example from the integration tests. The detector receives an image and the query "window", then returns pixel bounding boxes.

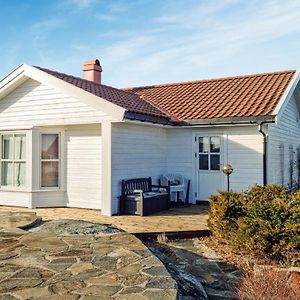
[1,134,26,187]
[41,134,59,188]
[199,136,220,170]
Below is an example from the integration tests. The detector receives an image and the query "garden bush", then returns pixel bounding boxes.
[208,185,300,265]
[237,267,298,300]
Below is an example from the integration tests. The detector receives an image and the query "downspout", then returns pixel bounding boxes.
[258,123,268,186]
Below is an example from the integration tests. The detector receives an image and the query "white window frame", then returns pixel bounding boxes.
[0,132,27,190]
[39,132,61,190]
[198,136,221,172]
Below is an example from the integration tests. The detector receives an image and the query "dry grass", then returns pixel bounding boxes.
[157,232,169,244]
[198,236,276,270]
[237,267,299,300]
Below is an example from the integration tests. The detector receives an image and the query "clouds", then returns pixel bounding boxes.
[66,0,95,9]
[1,0,300,87]
[99,0,300,86]
[95,13,117,22]
[30,17,64,32]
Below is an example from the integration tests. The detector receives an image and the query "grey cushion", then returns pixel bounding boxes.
[127,192,167,200]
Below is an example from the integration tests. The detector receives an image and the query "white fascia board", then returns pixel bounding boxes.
[273,70,300,119]
[0,64,29,100]
[0,64,126,121]
[0,63,25,88]
[24,65,126,121]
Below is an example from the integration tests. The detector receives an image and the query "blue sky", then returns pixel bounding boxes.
[1,0,300,87]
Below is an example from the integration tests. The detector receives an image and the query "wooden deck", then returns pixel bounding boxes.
[0,204,209,234]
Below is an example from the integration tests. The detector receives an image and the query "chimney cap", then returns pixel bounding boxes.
[83,59,102,72]
[84,59,100,66]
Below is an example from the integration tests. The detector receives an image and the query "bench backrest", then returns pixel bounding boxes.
[121,177,152,196]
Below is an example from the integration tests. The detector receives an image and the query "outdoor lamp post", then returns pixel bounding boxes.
[222,164,233,192]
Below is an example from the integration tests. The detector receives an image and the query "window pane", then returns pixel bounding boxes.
[15,135,26,160]
[14,162,26,187]
[2,135,13,159]
[41,161,58,187]
[211,154,220,170]
[199,137,209,153]
[210,137,220,153]
[1,162,12,186]
[199,154,209,170]
[42,134,59,159]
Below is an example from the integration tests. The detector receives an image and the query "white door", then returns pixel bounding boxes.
[197,136,223,200]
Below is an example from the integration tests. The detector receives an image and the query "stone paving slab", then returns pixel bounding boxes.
[0,219,178,299]
[147,238,240,299]
[0,212,40,230]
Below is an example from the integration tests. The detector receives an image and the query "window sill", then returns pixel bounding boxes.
[198,170,221,173]
[0,188,30,193]
[0,188,66,193]
[32,189,66,193]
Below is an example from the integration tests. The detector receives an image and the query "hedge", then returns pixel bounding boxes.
[208,185,300,265]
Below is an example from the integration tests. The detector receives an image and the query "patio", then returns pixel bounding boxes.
[0,204,209,234]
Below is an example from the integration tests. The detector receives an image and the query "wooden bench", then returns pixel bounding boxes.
[119,177,170,216]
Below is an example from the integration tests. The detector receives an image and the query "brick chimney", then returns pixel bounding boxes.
[83,59,102,84]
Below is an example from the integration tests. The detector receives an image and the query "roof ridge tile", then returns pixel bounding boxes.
[123,70,296,91]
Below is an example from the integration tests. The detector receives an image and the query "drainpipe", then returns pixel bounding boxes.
[258,123,268,186]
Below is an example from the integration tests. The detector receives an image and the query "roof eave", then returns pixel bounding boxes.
[185,115,276,126]
[124,111,185,126]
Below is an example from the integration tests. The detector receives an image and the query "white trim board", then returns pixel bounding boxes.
[0,64,126,122]
[273,70,300,118]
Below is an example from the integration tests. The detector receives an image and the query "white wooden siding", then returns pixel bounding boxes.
[0,191,31,207]
[226,127,263,190]
[32,191,65,207]
[0,124,102,209]
[65,124,102,209]
[166,129,195,199]
[0,78,109,129]
[111,123,263,211]
[268,85,300,187]
[166,126,263,202]
[111,123,167,214]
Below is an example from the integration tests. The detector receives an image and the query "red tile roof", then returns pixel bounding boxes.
[37,66,296,124]
[36,67,170,121]
[124,70,296,121]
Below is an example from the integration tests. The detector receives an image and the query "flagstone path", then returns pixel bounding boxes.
[0,212,178,300]
[147,239,240,299]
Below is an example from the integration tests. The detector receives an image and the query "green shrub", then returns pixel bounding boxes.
[208,185,300,265]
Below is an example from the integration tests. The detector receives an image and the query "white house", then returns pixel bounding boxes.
[0,59,299,216]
